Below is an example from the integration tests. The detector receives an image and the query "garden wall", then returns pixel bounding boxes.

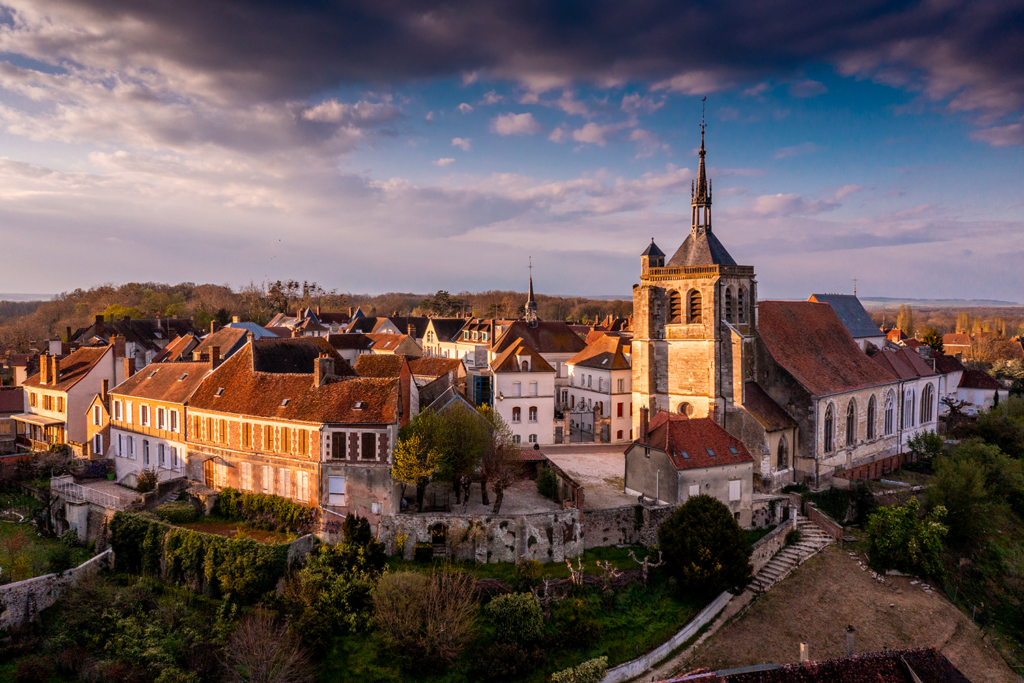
[803,502,844,547]
[749,518,793,575]
[378,509,583,564]
[0,549,113,631]
[580,503,674,549]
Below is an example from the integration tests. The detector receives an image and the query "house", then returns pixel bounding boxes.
[957,369,1002,413]
[365,333,422,357]
[326,333,376,366]
[870,346,940,452]
[15,341,130,454]
[0,387,24,454]
[70,314,195,369]
[808,294,886,351]
[943,332,972,358]
[933,352,966,413]
[490,320,587,405]
[432,317,512,406]
[3,353,38,386]
[354,354,416,425]
[84,384,111,459]
[421,318,479,365]
[566,335,633,442]
[151,333,199,363]
[108,360,211,485]
[192,324,249,361]
[490,338,556,445]
[224,319,279,339]
[345,316,428,339]
[185,337,402,525]
[624,409,753,525]
[407,357,467,410]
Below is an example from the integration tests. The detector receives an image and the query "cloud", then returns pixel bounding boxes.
[433,157,455,166]
[628,129,668,158]
[548,125,569,143]
[787,79,828,98]
[451,137,471,151]
[742,193,840,217]
[572,122,623,146]
[457,102,473,114]
[742,82,772,98]
[717,107,740,121]
[833,184,866,200]
[969,123,1023,147]
[302,98,399,124]
[489,112,543,136]
[774,142,821,159]
[479,90,503,105]
[621,93,664,116]
[652,70,735,95]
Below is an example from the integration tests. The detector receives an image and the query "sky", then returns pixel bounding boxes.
[0,0,1022,301]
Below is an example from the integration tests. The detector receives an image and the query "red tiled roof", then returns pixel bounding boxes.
[153,333,198,363]
[943,333,971,347]
[408,357,464,378]
[355,354,407,378]
[958,369,1001,390]
[265,326,292,337]
[933,353,965,375]
[189,343,399,425]
[583,329,631,345]
[365,333,413,352]
[644,411,753,471]
[23,346,111,392]
[0,386,24,413]
[567,335,631,370]
[758,301,896,397]
[492,321,588,356]
[491,338,555,373]
[887,328,907,342]
[111,361,211,404]
[194,327,248,359]
[871,347,936,381]
[742,383,796,431]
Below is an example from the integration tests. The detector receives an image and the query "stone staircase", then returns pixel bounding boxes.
[748,517,835,594]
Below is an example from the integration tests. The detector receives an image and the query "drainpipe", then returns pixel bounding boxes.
[813,399,820,489]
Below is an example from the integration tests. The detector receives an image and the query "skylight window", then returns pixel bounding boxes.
[215,388,224,397]
[706,448,716,457]
[280,398,290,407]
[179,373,188,381]
[601,358,608,365]
[354,401,367,410]
[148,370,157,378]
[729,446,738,455]
[680,450,689,459]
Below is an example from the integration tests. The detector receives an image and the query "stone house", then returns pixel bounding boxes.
[956,369,1003,413]
[490,320,587,405]
[354,354,416,425]
[624,410,753,525]
[408,357,468,410]
[108,360,211,485]
[735,382,799,491]
[942,333,972,359]
[566,335,634,442]
[191,324,249,362]
[185,337,402,526]
[490,338,556,445]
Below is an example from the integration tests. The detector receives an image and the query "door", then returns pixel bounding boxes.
[204,460,215,487]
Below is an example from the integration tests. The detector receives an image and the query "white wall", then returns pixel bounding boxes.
[492,371,555,445]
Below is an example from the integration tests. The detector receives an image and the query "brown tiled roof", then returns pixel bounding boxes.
[72,318,195,351]
[408,357,463,378]
[943,333,971,347]
[326,333,375,351]
[933,353,965,375]
[251,337,356,376]
[365,333,413,352]
[190,343,398,424]
[0,386,24,414]
[265,326,292,337]
[707,647,970,682]
[958,369,1001,390]
[194,327,248,360]
[111,361,211,404]
[584,329,631,345]
[758,301,896,397]
[153,333,198,363]
[871,348,936,381]
[567,336,631,370]
[902,338,925,350]
[23,346,111,392]
[355,354,407,378]
[317,312,351,325]
[643,411,753,470]
[491,338,555,373]
[742,382,796,431]
[492,321,588,355]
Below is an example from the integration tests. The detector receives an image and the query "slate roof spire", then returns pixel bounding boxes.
[525,256,538,328]
[691,98,712,237]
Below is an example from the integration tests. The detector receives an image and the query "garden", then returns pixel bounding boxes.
[0,490,94,584]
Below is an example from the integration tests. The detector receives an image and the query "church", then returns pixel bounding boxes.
[631,125,917,491]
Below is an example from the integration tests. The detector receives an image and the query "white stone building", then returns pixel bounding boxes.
[566,335,634,442]
[489,338,556,445]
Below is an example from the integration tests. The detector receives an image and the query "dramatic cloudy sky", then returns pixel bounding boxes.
[0,0,1022,300]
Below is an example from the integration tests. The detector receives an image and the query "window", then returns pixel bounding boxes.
[172,446,179,469]
[297,471,309,502]
[617,402,623,417]
[126,401,133,424]
[617,430,623,439]
[528,434,537,443]
[93,405,102,426]
[521,360,529,372]
[725,287,733,323]
[240,462,253,492]
[30,392,36,407]
[688,484,700,498]
[512,407,521,423]
[331,432,346,459]
[170,410,178,432]
[278,468,290,498]
[57,396,64,413]
[513,382,521,397]
[867,396,876,440]
[668,291,682,323]
[328,476,346,505]
[361,432,376,460]
[280,427,291,453]
[529,382,538,396]
[143,439,150,466]
[777,435,788,469]
[884,391,895,435]
[117,434,123,457]
[617,379,624,393]
[688,290,702,324]
[93,434,103,456]
[846,400,856,447]
[42,394,51,410]
[513,435,521,444]
[192,414,201,437]
[158,443,166,467]
[262,465,273,494]
[529,406,537,422]
[264,424,273,450]
[729,480,741,502]
[141,405,150,426]
[738,287,746,323]
[823,404,834,453]
[242,423,252,448]
[298,429,308,456]
[205,417,213,441]
[903,388,916,429]
[128,437,135,459]
[157,408,165,430]
[587,375,592,388]
[921,384,934,423]
[597,401,604,417]
[113,400,122,420]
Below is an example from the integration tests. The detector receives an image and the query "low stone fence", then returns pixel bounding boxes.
[581,503,673,549]
[379,509,583,564]
[600,590,733,683]
[749,521,791,575]
[803,502,844,547]
[0,549,113,631]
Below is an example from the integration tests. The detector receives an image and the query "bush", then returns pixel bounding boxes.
[136,469,158,493]
[658,494,752,597]
[485,592,544,645]
[785,529,802,546]
[550,656,609,683]
[223,610,313,683]
[512,559,543,592]
[803,488,850,523]
[536,467,557,499]
[550,597,601,649]
[60,527,80,548]
[781,483,808,494]
[48,544,75,573]
[13,655,53,683]
[866,498,947,577]
[155,501,200,525]
[83,460,110,478]
[907,431,945,461]
[469,642,545,681]
[213,487,319,533]
[414,542,434,562]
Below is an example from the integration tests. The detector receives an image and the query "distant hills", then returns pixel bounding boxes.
[860,297,1021,309]
[0,293,54,302]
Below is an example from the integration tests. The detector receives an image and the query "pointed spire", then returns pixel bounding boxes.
[525,257,538,327]
[691,98,712,236]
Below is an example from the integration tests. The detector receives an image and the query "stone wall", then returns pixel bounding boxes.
[750,495,788,529]
[749,518,794,575]
[581,503,674,549]
[0,549,113,631]
[286,533,319,567]
[378,509,583,564]
[804,502,844,547]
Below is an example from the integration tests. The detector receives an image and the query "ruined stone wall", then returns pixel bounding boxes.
[581,503,674,549]
[0,549,113,631]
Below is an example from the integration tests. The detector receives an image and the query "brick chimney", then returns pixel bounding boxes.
[50,356,61,385]
[232,316,240,323]
[210,321,218,334]
[247,331,255,344]
[407,324,416,337]
[40,353,50,384]
[316,305,321,317]
[639,406,649,443]
[314,354,335,388]
[210,346,221,370]
[65,326,72,343]
[101,379,109,403]
[124,357,136,379]
[112,335,126,359]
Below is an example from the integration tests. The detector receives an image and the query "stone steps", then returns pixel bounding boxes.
[749,516,835,593]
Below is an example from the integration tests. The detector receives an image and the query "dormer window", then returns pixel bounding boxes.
[680,450,690,459]
[148,370,157,378]
[728,446,738,455]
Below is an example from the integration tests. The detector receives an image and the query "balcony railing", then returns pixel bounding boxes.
[50,475,138,511]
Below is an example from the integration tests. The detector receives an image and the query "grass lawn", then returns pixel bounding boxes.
[174,517,298,544]
[744,525,776,546]
[0,521,93,582]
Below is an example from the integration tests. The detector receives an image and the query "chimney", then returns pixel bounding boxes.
[210,321,218,334]
[639,406,649,442]
[314,354,335,388]
[247,331,255,344]
[192,351,202,361]
[210,346,221,369]
[101,379,109,403]
[65,326,72,343]
[122,315,130,323]
[124,357,136,379]
[112,335,126,359]
[50,356,60,385]
[232,316,240,323]
[40,353,50,384]
[708,404,718,424]
[408,324,416,337]
[291,328,300,338]
[94,314,103,325]
[846,626,855,656]
[316,305,321,317]
[348,306,353,317]
[799,643,809,663]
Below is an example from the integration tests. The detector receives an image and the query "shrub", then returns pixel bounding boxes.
[60,527,80,548]
[866,498,947,577]
[155,501,200,525]
[83,460,110,478]
[512,559,543,591]
[550,656,609,683]
[781,483,808,494]
[658,494,752,597]
[48,544,75,573]
[136,469,158,493]
[469,643,545,681]
[536,467,557,499]
[803,487,850,523]
[13,655,53,683]
[485,592,544,645]
[414,542,434,562]
[223,610,313,683]
[213,487,319,533]
[550,597,601,649]
[784,529,802,546]
[907,431,945,462]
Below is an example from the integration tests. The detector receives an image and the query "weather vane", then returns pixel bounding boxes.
[702,96,706,130]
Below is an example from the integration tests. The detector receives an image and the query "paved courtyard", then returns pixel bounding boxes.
[539,443,636,510]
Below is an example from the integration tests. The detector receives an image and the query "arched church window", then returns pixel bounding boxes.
[777,435,788,470]
[846,399,856,446]
[921,384,933,423]
[725,287,733,323]
[903,388,915,429]
[823,404,834,453]
[688,290,702,324]
[867,395,876,440]
[738,287,746,323]
[668,291,682,323]
[884,391,895,435]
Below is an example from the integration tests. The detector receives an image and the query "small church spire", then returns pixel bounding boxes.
[691,98,712,237]
[525,257,538,327]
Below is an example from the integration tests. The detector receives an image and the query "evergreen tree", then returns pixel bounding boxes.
[658,495,752,597]
[922,328,944,353]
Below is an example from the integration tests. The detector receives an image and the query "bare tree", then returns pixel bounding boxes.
[627,549,665,587]
[222,610,313,683]
[478,406,523,514]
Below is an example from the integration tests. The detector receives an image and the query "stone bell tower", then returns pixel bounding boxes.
[632,121,758,433]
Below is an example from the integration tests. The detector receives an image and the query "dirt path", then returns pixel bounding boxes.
[656,546,1019,683]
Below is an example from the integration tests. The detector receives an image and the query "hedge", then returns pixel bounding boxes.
[109,512,289,602]
[154,501,199,524]
[212,487,319,532]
